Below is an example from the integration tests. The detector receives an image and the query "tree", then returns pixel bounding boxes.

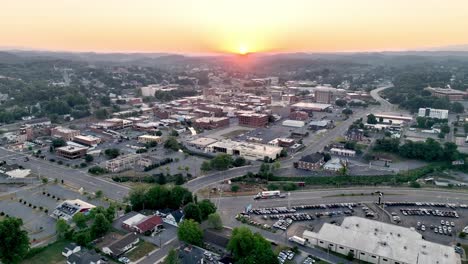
[56,219,70,238]
[52,138,66,148]
[231,185,240,193]
[84,154,94,163]
[164,137,181,151]
[73,229,92,246]
[95,190,103,199]
[90,213,111,238]
[438,132,445,139]
[177,219,203,246]
[367,114,377,124]
[280,149,288,157]
[452,102,465,113]
[183,203,202,223]
[410,181,421,188]
[94,109,109,120]
[104,148,120,159]
[233,157,246,167]
[0,218,30,264]
[157,174,167,185]
[169,186,193,209]
[335,99,347,107]
[170,130,179,137]
[198,199,217,220]
[164,248,181,264]
[73,213,87,229]
[440,124,450,134]
[210,154,233,171]
[227,227,278,264]
[105,205,116,222]
[200,161,211,172]
[155,130,163,136]
[323,153,331,162]
[175,174,185,185]
[342,108,353,115]
[207,213,223,230]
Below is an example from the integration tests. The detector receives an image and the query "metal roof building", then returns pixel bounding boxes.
[303,216,460,264]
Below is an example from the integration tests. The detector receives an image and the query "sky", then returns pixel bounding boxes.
[1,0,468,54]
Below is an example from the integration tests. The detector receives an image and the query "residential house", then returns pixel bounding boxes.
[67,250,102,264]
[62,243,81,258]
[163,210,184,227]
[102,233,139,257]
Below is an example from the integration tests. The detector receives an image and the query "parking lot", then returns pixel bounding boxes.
[0,183,109,243]
[383,201,468,244]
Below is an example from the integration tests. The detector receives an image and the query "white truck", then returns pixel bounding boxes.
[254,190,286,200]
[288,235,306,246]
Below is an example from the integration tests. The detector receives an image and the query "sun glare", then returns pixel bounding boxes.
[238,45,248,55]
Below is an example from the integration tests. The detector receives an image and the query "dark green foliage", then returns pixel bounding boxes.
[367,114,377,124]
[198,199,217,220]
[227,227,278,264]
[177,220,203,246]
[128,185,193,211]
[183,203,202,223]
[164,137,182,151]
[0,218,30,264]
[88,166,108,175]
[104,148,120,159]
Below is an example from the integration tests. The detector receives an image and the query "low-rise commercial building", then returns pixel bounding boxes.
[56,146,88,159]
[194,117,230,130]
[51,126,80,141]
[282,120,305,128]
[137,135,162,144]
[295,153,324,170]
[418,108,449,119]
[303,216,460,264]
[105,154,140,172]
[52,199,96,221]
[426,86,466,101]
[207,140,283,161]
[238,113,269,128]
[330,148,356,157]
[73,135,101,146]
[291,102,332,113]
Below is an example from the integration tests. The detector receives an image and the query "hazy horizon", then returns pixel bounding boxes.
[2,0,468,54]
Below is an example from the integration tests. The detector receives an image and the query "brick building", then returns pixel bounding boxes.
[238,113,269,128]
[51,126,80,141]
[56,146,88,159]
[294,153,324,170]
[194,117,230,130]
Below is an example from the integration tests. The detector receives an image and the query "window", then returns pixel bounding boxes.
[319,241,324,244]
[382,259,388,262]
[339,246,344,250]
[350,249,354,252]
[372,256,377,258]
[329,244,334,247]
[361,253,365,255]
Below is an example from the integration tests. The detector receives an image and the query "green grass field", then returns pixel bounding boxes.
[126,241,157,261]
[21,240,69,264]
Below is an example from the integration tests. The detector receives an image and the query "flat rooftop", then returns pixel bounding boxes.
[291,102,332,110]
[303,216,459,264]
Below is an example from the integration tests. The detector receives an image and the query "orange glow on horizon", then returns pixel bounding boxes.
[1,0,468,54]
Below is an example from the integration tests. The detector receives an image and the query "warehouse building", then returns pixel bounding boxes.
[330,148,356,157]
[238,113,269,128]
[282,120,305,128]
[303,216,460,264]
[207,140,283,161]
[291,102,332,113]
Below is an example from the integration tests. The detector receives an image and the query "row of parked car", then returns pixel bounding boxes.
[250,207,296,215]
[291,203,357,211]
[278,250,295,264]
[400,208,459,218]
[384,202,468,209]
[266,213,313,221]
[273,219,292,230]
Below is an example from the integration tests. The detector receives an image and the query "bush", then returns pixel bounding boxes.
[410,181,421,188]
[88,166,108,175]
[282,183,297,191]
[231,185,240,192]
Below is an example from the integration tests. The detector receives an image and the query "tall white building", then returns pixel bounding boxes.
[303,216,460,264]
[418,108,449,119]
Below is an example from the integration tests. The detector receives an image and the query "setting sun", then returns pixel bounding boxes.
[238,45,249,55]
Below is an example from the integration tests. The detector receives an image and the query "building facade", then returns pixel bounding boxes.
[417,108,449,119]
[238,113,269,128]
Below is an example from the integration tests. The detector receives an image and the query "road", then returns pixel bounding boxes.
[0,147,129,201]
